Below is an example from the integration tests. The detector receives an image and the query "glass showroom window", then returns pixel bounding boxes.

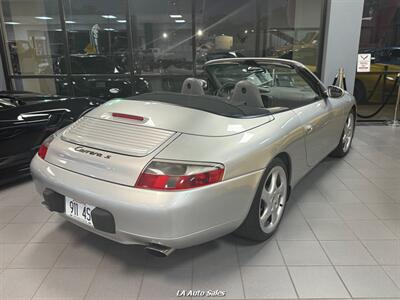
[64,0,128,74]
[62,0,137,98]
[194,0,257,65]
[355,0,400,121]
[129,0,194,92]
[0,0,326,96]
[263,0,324,72]
[1,0,62,93]
[195,0,325,74]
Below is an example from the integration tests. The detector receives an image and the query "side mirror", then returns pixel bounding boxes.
[325,85,345,98]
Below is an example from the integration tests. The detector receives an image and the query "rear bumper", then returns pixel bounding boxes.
[30,155,263,248]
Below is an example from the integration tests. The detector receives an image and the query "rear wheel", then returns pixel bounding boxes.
[330,111,355,157]
[235,157,289,241]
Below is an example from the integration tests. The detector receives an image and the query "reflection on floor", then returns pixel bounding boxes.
[357,104,397,121]
[0,126,399,299]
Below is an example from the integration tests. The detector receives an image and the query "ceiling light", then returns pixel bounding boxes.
[169,14,182,18]
[244,29,248,34]
[55,29,62,31]
[175,19,186,23]
[104,28,115,31]
[197,29,203,36]
[65,20,76,24]
[35,16,53,20]
[101,15,117,19]
[117,20,126,23]
[162,32,168,39]
[5,21,20,25]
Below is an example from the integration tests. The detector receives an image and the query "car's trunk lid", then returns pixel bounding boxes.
[45,97,273,186]
[81,98,274,137]
[45,137,159,186]
[46,118,178,186]
[61,116,176,157]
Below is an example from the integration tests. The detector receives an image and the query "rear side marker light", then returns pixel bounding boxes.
[112,112,144,121]
[38,144,48,160]
[38,134,55,160]
[135,161,224,190]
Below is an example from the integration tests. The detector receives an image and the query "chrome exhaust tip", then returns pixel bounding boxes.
[145,244,175,257]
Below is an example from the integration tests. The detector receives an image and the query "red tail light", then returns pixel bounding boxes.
[135,161,224,190]
[38,144,48,160]
[38,134,55,160]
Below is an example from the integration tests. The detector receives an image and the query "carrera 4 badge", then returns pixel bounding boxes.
[74,146,112,159]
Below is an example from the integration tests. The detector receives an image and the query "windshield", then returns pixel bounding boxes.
[208,63,274,88]
[205,60,321,110]
[59,56,119,74]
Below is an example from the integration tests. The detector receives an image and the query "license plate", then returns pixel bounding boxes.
[65,197,95,227]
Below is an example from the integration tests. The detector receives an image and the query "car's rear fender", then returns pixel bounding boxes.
[156,109,309,187]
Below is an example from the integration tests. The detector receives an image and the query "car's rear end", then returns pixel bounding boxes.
[30,96,271,250]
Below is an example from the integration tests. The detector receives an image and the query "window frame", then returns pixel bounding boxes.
[296,65,327,100]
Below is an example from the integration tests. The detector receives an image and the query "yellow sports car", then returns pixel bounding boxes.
[354,48,400,104]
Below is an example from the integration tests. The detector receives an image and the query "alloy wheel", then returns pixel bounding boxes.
[342,113,354,153]
[259,166,287,234]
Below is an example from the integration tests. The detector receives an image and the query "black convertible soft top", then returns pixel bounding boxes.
[128,92,271,118]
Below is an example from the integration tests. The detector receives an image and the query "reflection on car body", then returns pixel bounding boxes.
[0,91,105,184]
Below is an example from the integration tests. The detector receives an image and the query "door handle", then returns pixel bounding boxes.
[305,124,313,135]
[17,109,69,122]
[18,113,50,121]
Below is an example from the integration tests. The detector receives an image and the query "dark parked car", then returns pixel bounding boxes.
[0,91,104,184]
[54,54,151,100]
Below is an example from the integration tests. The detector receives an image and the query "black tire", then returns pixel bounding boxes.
[330,110,356,158]
[234,157,289,241]
[354,80,368,104]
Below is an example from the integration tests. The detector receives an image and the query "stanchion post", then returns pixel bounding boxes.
[382,65,388,105]
[386,72,400,127]
[337,67,345,89]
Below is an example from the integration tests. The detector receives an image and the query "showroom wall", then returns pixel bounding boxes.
[321,0,364,92]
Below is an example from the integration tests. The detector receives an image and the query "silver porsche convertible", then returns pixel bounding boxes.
[30,58,356,256]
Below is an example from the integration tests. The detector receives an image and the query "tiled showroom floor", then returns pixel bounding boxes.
[0,125,400,300]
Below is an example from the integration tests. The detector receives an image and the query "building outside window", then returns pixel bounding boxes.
[356,0,400,121]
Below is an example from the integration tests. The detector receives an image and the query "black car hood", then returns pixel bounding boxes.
[0,91,95,107]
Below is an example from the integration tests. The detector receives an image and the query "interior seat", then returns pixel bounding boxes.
[181,78,205,95]
[229,80,264,108]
